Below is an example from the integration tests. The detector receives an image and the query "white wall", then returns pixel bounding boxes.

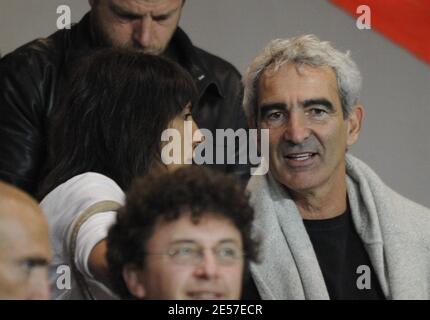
[1,0,429,207]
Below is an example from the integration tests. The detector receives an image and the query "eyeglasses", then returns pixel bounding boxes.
[145,242,245,266]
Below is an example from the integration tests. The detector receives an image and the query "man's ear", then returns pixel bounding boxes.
[346,104,365,146]
[122,265,146,299]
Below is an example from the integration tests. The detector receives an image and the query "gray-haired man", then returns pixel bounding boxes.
[243,35,430,300]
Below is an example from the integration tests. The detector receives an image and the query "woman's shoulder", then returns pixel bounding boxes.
[40,172,124,215]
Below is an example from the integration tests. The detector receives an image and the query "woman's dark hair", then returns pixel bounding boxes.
[107,165,260,299]
[39,48,197,198]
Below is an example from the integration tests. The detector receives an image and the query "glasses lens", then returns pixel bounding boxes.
[168,244,201,265]
[167,243,244,265]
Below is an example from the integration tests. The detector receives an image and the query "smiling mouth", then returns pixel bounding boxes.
[187,292,224,300]
[284,152,317,161]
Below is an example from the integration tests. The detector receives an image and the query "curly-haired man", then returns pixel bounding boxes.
[107,166,259,300]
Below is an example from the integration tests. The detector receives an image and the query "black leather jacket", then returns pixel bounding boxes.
[0,13,248,195]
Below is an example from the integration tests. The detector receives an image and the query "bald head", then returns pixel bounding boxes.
[0,181,52,300]
[0,181,42,218]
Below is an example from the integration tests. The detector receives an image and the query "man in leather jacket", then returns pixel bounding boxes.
[0,0,248,196]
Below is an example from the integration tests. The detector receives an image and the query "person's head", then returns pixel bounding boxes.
[89,0,185,55]
[41,48,200,197]
[0,181,52,300]
[243,35,364,194]
[107,166,259,300]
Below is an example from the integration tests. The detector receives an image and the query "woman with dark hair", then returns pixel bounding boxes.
[39,48,201,299]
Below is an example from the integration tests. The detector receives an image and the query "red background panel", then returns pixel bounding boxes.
[329,0,430,65]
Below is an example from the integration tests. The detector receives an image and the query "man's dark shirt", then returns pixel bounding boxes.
[242,208,386,300]
[303,209,385,299]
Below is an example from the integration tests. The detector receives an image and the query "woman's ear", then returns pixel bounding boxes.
[346,104,365,146]
[122,265,146,299]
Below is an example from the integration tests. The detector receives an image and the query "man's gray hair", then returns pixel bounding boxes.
[243,34,362,124]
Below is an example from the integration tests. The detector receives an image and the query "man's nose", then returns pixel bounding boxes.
[284,110,311,144]
[193,251,220,279]
[27,269,50,300]
[133,16,152,47]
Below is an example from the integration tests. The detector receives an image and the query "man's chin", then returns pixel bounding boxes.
[184,293,225,300]
[125,44,163,56]
[275,172,321,193]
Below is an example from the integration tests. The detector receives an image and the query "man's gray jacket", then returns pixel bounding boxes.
[248,155,430,299]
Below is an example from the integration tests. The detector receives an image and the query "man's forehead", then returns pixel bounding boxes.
[153,213,242,245]
[0,183,42,220]
[257,63,339,104]
[0,214,51,260]
[110,0,182,13]
[260,63,336,85]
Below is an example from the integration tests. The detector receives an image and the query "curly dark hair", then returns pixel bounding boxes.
[106,165,259,299]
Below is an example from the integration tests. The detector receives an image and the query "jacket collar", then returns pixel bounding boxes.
[69,13,96,51]
[166,27,224,98]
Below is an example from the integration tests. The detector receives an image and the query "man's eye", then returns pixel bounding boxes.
[307,108,328,117]
[153,14,170,22]
[268,112,281,119]
[265,111,286,123]
[23,260,36,269]
[173,247,196,257]
[20,260,38,274]
[217,247,238,258]
[118,13,139,21]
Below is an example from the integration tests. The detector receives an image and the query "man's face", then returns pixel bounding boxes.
[124,213,244,300]
[0,202,52,300]
[90,0,183,55]
[257,63,362,193]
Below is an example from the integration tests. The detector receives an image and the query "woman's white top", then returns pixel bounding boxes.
[40,172,125,300]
